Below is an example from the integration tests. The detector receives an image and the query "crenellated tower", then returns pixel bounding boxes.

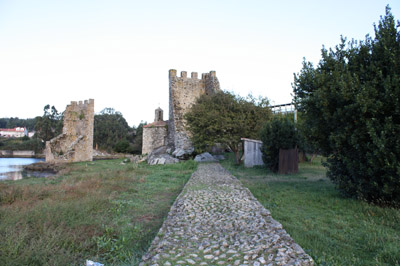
[45,99,94,162]
[168,69,220,151]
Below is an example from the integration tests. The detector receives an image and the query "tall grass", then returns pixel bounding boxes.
[221,154,400,266]
[0,159,197,265]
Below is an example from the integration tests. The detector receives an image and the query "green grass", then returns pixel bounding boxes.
[0,159,197,266]
[220,154,400,266]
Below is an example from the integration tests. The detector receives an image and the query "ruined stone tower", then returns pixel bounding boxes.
[45,99,94,163]
[168,69,220,151]
[142,107,168,155]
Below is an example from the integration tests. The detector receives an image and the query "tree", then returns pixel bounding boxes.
[293,6,400,205]
[260,115,298,172]
[34,105,63,141]
[94,108,132,152]
[185,91,272,164]
[130,122,146,154]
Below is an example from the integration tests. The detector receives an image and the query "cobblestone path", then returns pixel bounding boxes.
[140,163,314,266]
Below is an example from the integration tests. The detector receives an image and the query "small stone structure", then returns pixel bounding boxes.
[45,99,94,163]
[142,108,168,155]
[242,138,264,167]
[168,69,220,151]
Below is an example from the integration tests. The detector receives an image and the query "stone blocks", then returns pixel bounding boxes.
[45,99,94,163]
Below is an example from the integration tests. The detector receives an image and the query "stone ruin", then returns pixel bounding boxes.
[142,69,220,160]
[142,108,168,155]
[45,99,94,163]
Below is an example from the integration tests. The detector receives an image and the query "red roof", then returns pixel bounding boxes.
[143,121,167,128]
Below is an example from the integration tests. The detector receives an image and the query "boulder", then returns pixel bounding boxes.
[213,154,225,161]
[194,152,217,162]
[172,147,194,160]
[148,154,179,165]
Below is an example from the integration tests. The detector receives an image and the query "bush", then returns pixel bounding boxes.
[293,7,400,206]
[114,140,130,153]
[260,115,297,172]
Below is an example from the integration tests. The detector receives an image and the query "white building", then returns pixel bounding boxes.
[0,127,28,138]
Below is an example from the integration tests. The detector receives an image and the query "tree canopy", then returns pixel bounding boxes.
[34,105,63,142]
[185,91,272,164]
[94,108,132,152]
[293,6,400,205]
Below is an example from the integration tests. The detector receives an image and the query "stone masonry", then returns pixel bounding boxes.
[141,163,314,265]
[45,99,94,163]
[168,69,220,151]
[142,107,168,155]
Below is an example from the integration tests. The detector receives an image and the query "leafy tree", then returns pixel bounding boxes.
[260,115,298,172]
[293,6,400,205]
[94,108,132,152]
[185,91,272,164]
[130,122,146,154]
[34,105,63,141]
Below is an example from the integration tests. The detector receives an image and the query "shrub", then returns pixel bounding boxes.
[293,6,400,206]
[260,115,297,172]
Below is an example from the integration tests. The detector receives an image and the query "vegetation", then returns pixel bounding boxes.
[293,6,400,205]
[260,115,298,172]
[0,159,197,265]
[94,108,144,154]
[34,105,63,142]
[0,117,36,131]
[0,137,44,153]
[185,91,272,164]
[220,153,400,266]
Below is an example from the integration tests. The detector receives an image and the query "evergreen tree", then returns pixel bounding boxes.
[293,6,400,205]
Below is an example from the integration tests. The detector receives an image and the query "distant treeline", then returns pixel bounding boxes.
[0,117,36,131]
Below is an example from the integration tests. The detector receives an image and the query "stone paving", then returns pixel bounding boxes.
[140,163,314,266]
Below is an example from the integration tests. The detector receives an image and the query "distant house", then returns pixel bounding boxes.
[0,127,28,138]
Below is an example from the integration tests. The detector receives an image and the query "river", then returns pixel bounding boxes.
[0,158,52,181]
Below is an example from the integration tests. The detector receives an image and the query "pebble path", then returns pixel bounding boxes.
[140,163,314,266]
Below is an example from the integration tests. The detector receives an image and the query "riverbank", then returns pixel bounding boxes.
[0,150,44,158]
[0,159,197,265]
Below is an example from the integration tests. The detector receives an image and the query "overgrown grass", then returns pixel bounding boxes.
[220,154,400,266]
[0,159,197,265]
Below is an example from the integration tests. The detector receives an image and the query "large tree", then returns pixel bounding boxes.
[34,105,63,141]
[185,91,272,164]
[93,108,132,152]
[293,6,400,205]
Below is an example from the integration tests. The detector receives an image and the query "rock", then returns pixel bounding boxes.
[148,154,179,165]
[194,152,217,162]
[213,154,225,161]
[172,147,194,160]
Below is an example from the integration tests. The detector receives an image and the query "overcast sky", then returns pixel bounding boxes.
[1,0,399,127]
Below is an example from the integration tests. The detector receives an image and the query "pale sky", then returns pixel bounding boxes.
[1,0,399,127]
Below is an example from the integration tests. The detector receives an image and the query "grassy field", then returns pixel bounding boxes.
[0,159,197,266]
[220,154,400,266]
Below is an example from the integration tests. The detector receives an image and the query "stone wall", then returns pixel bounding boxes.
[168,69,220,151]
[142,108,168,155]
[45,99,94,163]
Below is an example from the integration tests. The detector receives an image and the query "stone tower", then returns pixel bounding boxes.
[142,107,168,155]
[168,69,220,151]
[45,99,94,163]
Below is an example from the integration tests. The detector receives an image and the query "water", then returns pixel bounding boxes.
[0,158,54,181]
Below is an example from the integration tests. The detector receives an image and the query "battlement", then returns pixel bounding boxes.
[168,69,220,151]
[68,99,95,108]
[169,69,217,81]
